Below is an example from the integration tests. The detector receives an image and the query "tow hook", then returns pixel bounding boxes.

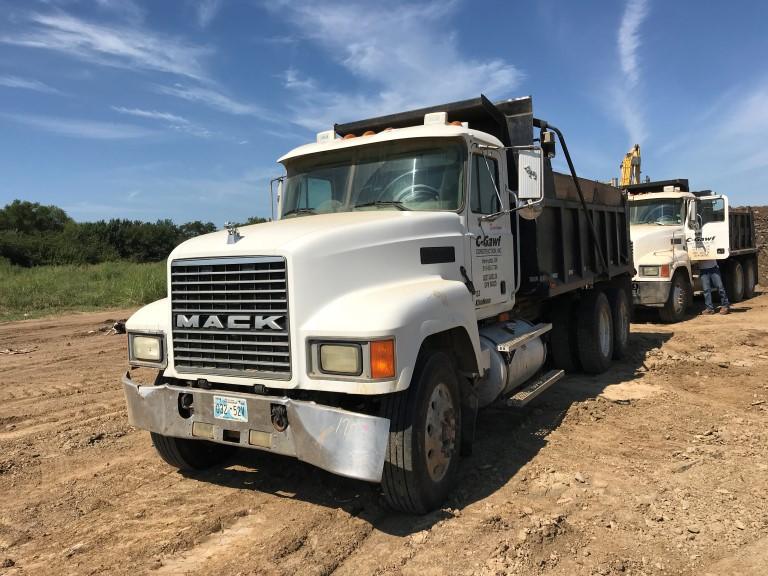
[271,404,289,432]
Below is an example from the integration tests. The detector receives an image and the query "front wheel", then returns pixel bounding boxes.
[659,272,690,323]
[381,350,462,514]
[151,432,235,470]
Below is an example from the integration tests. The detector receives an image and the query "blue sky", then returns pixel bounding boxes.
[0,0,766,224]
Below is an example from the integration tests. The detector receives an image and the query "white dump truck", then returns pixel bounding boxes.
[627,179,758,322]
[122,96,634,513]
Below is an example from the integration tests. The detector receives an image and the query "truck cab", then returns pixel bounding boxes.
[628,179,757,321]
[122,96,634,513]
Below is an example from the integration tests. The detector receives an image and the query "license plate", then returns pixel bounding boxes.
[213,396,248,422]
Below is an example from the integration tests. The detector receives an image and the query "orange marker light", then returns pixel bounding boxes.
[660,264,671,277]
[370,339,395,379]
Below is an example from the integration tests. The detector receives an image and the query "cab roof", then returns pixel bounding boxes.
[278,123,504,164]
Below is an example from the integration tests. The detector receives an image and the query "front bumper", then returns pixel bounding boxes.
[122,372,389,483]
[632,280,671,307]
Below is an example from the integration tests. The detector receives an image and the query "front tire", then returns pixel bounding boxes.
[659,271,690,323]
[576,290,614,374]
[381,350,462,514]
[151,432,234,470]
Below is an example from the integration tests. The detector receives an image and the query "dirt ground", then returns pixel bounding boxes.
[1,295,767,576]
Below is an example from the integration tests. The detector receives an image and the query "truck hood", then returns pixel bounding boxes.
[169,210,463,260]
[630,224,683,263]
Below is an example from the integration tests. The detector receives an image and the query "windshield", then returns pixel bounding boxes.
[630,198,685,225]
[281,139,465,218]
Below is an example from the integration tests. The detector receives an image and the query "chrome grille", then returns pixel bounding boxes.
[170,257,290,379]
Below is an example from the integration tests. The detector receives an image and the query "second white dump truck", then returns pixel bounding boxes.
[627,179,758,322]
[122,96,634,513]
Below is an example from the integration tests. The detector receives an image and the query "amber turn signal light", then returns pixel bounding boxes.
[370,339,395,379]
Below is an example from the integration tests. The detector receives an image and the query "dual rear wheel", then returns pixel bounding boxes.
[551,284,630,374]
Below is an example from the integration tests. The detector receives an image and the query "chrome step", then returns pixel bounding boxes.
[496,323,552,353]
[506,369,565,407]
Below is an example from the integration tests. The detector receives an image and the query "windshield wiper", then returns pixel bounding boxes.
[354,200,411,211]
[282,207,316,218]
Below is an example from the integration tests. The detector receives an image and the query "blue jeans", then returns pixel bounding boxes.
[700,267,729,310]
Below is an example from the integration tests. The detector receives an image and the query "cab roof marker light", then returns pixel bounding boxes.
[424,111,448,126]
[316,130,336,144]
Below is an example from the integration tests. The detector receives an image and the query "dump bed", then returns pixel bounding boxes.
[729,208,757,255]
[517,170,631,300]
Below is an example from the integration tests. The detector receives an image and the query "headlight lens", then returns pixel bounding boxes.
[640,265,670,277]
[319,343,362,375]
[131,334,163,362]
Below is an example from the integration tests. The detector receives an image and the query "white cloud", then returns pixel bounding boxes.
[195,0,222,27]
[111,105,212,138]
[94,0,145,23]
[1,113,155,139]
[618,0,649,89]
[613,0,650,145]
[0,74,61,94]
[157,84,267,118]
[1,12,211,80]
[268,0,523,131]
[111,106,190,125]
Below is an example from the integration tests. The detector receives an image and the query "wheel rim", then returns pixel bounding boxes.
[424,382,456,483]
[672,282,686,315]
[598,305,611,358]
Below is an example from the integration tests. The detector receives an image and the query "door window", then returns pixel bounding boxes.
[698,198,725,225]
[471,155,501,214]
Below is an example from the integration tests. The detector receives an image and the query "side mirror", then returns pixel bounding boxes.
[541,130,557,158]
[270,176,285,221]
[517,149,544,201]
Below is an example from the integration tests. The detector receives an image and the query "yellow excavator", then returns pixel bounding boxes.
[620,144,641,186]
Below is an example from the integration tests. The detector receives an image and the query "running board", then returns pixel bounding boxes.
[496,323,552,353]
[506,369,565,408]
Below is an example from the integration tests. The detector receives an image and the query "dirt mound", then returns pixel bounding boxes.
[752,206,768,285]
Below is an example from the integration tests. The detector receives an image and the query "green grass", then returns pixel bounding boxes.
[0,259,166,321]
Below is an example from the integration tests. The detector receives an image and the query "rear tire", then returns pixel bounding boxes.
[550,296,581,372]
[151,432,234,470]
[381,350,462,514]
[576,290,613,374]
[606,286,630,360]
[726,260,744,303]
[659,271,690,323]
[743,258,756,299]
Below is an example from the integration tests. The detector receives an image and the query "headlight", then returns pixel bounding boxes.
[309,338,396,379]
[319,343,362,375]
[129,333,166,366]
[640,265,670,277]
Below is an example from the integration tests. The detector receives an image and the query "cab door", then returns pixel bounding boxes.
[465,150,514,314]
[686,195,730,260]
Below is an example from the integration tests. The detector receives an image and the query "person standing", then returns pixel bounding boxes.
[698,260,730,315]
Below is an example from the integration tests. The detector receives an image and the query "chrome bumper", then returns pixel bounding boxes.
[632,280,671,307]
[122,372,389,483]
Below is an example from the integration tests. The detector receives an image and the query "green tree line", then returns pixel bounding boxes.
[0,200,267,267]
